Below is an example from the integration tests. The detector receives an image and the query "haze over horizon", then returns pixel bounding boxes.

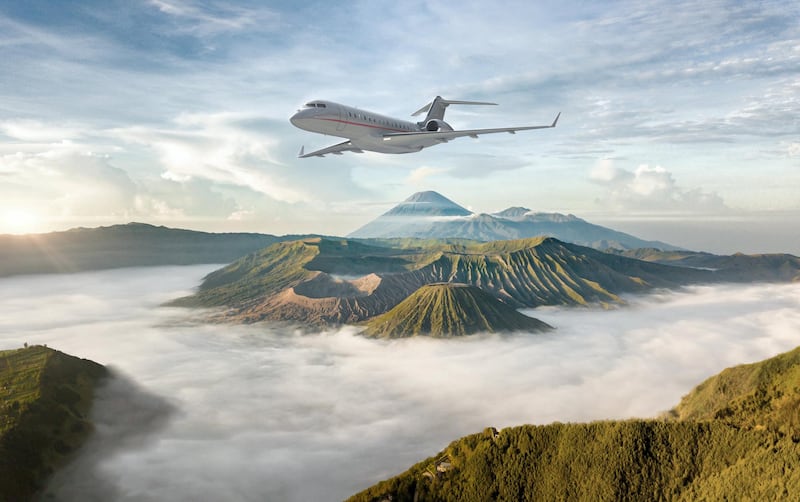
[1,1,798,254]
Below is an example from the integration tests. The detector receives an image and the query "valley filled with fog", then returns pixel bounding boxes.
[1,266,799,501]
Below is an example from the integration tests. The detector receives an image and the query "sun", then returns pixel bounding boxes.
[1,208,40,234]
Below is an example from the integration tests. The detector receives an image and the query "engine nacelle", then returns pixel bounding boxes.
[423,119,453,132]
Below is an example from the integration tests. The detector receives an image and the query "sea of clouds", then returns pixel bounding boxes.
[1,266,798,501]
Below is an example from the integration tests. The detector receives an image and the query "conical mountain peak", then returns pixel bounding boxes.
[383,191,472,217]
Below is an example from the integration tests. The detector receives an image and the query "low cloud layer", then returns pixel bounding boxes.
[1,267,799,500]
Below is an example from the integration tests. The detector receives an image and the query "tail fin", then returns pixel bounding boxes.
[412,96,497,122]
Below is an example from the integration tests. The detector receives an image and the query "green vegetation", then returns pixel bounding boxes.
[348,344,800,501]
[171,239,322,308]
[363,284,551,338]
[671,345,800,436]
[0,345,107,500]
[609,248,800,282]
[175,236,717,327]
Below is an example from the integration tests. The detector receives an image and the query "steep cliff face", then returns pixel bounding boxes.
[0,346,108,500]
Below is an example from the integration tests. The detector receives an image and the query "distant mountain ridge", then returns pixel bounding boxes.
[609,248,800,282]
[348,191,680,251]
[0,223,314,277]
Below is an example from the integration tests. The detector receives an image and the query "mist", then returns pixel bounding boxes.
[1,267,799,501]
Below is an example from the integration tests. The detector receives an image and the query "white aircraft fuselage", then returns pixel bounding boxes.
[289,96,559,158]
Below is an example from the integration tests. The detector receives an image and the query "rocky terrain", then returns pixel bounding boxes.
[172,236,715,326]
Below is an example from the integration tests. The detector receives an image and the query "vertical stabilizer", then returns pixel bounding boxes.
[412,96,497,122]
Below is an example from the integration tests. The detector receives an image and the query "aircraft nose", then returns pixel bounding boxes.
[290,109,313,131]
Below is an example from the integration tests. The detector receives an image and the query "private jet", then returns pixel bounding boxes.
[289,96,559,158]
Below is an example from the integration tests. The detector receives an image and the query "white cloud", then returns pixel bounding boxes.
[147,0,278,36]
[0,268,797,500]
[0,148,138,223]
[406,165,451,186]
[0,119,84,142]
[590,160,728,213]
[113,113,310,204]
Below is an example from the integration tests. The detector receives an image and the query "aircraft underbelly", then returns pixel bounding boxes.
[353,136,421,154]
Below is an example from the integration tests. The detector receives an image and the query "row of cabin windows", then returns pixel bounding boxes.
[345,111,412,131]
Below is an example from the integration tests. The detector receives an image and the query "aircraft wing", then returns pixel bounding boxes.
[383,113,560,147]
[298,141,364,158]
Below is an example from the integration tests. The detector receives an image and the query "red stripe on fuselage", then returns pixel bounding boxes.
[318,117,413,133]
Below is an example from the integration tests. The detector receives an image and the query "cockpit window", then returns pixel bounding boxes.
[304,102,327,108]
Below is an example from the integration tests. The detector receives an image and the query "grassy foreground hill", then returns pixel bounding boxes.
[0,345,108,500]
[363,284,552,338]
[348,345,800,501]
[173,237,713,326]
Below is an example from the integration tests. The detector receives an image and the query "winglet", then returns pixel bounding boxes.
[298,145,305,158]
[551,112,561,128]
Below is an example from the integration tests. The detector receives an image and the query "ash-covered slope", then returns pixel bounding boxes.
[362,284,552,338]
[173,236,712,326]
[348,191,679,250]
[348,345,800,502]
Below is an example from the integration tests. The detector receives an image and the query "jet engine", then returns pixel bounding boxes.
[423,119,453,132]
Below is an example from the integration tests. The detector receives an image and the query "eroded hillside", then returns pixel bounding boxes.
[172,237,715,326]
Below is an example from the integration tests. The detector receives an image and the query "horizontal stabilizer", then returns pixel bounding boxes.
[412,96,498,121]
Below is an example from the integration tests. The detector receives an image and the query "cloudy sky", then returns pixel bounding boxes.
[1,1,798,253]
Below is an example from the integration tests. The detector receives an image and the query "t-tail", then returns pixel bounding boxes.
[412,96,498,122]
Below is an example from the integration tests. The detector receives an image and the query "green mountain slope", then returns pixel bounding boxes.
[0,345,108,500]
[348,345,800,501]
[174,237,714,326]
[363,284,552,338]
[610,248,800,282]
[670,345,800,435]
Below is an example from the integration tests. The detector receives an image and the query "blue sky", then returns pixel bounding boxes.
[0,0,798,253]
